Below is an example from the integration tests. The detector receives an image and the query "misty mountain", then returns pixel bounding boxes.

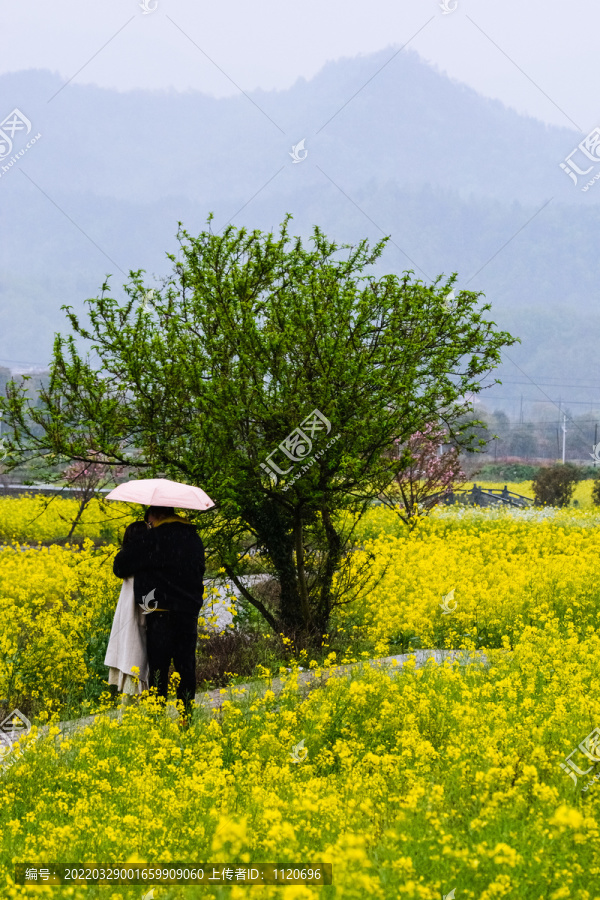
[0,49,598,411]
[0,50,586,206]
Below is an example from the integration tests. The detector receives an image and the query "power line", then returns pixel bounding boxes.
[486,372,600,384]
[497,419,599,426]
[487,351,595,447]
[482,396,600,406]
[0,358,49,367]
[482,378,600,390]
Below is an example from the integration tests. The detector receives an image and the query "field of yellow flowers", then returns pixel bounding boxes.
[475,479,595,508]
[2,496,600,898]
[336,502,600,657]
[0,495,128,546]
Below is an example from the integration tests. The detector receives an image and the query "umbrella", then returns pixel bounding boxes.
[105,478,214,511]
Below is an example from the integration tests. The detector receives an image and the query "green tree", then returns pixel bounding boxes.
[508,424,538,459]
[0,218,517,643]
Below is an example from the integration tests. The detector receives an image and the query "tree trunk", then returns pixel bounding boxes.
[294,512,311,629]
[67,496,90,540]
[240,499,340,644]
[241,499,304,634]
[313,506,342,637]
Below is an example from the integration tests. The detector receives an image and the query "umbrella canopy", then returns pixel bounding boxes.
[105,478,214,511]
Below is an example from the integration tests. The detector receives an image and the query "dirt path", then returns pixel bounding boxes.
[8,648,493,748]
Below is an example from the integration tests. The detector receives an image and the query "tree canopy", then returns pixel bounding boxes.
[0,216,517,643]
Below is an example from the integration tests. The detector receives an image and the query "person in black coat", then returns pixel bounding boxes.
[113,505,205,713]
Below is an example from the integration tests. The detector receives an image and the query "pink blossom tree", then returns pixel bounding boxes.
[381,423,465,528]
[60,452,126,539]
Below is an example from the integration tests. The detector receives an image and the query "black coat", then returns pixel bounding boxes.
[113,521,205,619]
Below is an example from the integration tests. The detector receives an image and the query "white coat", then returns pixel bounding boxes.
[104,577,149,693]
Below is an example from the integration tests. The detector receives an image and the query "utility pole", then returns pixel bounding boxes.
[595,423,598,467]
[520,394,523,425]
[562,414,566,464]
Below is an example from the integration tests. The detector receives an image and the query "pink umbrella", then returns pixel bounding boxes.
[105,478,214,511]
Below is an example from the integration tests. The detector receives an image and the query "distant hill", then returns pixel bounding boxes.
[0,50,598,410]
[0,52,585,205]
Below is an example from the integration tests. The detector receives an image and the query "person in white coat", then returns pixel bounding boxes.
[105,521,150,695]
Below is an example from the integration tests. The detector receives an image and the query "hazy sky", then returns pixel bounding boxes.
[1,0,598,133]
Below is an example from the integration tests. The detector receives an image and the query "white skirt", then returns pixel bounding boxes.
[107,668,147,694]
[104,577,150,692]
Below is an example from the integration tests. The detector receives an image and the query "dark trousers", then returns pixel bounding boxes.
[145,611,198,710]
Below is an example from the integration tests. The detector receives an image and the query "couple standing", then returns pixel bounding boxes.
[104,505,205,713]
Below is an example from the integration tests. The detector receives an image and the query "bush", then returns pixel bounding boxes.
[195,630,285,689]
[576,465,600,480]
[532,463,580,508]
[591,476,600,506]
